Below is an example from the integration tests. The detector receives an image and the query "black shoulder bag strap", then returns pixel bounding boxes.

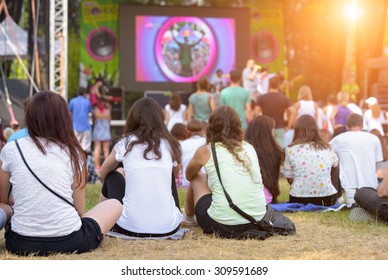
[210,142,259,225]
[15,140,77,210]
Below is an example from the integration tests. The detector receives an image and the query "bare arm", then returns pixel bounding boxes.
[245,103,253,122]
[72,181,86,216]
[378,176,388,198]
[330,106,338,129]
[100,149,119,181]
[186,145,210,181]
[187,104,194,121]
[0,163,11,204]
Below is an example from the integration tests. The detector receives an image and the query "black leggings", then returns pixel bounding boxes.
[354,187,388,222]
[101,171,180,208]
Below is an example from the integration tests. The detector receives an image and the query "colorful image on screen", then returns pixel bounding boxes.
[136,16,235,83]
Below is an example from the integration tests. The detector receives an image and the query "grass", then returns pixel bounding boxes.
[1,178,388,260]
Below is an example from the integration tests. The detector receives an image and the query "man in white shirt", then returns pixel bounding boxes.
[256,67,277,96]
[330,113,383,207]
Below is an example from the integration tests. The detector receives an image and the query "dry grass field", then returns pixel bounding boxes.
[1,178,388,260]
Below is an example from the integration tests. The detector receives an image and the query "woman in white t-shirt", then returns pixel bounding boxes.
[288,85,318,128]
[164,91,187,131]
[0,91,122,256]
[100,97,182,237]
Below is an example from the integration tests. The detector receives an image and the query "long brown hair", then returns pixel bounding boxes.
[370,129,388,161]
[169,91,182,111]
[245,116,285,203]
[123,97,181,162]
[290,114,330,150]
[206,106,247,169]
[25,91,86,188]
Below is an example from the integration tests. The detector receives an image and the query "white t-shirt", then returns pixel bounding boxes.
[180,135,206,187]
[164,104,187,131]
[0,137,81,237]
[330,131,383,190]
[114,136,182,234]
[363,110,385,136]
[297,100,316,118]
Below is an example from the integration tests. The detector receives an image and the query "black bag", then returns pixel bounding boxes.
[210,142,296,237]
[257,204,296,236]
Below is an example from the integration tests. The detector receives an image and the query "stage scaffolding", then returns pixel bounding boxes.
[49,0,68,100]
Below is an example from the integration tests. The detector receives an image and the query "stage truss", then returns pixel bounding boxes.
[49,0,68,100]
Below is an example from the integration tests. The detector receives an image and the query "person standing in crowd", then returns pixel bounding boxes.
[330,91,352,131]
[364,96,385,136]
[220,70,252,130]
[242,59,260,103]
[323,94,336,135]
[187,76,215,122]
[165,91,187,131]
[330,113,383,207]
[245,116,285,204]
[89,79,104,107]
[283,115,341,206]
[92,98,112,172]
[183,106,267,238]
[288,85,318,127]
[68,88,92,153]
[341,73,360,105]
[256,76,293,148]
[99,97,182,237]
[0,91,121,256]
[256,67,277,96]
[210,69,229,107]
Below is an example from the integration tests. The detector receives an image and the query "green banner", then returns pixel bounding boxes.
[249,0,285,73]
[79,0,119,88]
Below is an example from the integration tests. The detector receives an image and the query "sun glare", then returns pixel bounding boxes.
[344,0,363,22]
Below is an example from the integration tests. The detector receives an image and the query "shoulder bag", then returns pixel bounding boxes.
[210,142,296,236]
[15,140,76,210]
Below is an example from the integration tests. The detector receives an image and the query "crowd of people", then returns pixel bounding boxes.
[1,59,388,256]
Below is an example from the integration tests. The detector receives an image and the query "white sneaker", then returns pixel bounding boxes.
[181,209,198,226]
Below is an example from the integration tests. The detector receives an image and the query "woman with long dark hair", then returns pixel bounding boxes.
[99,97,182,237]
[183,106,267,238]
[245,116,285,203]
[283,114,340,206]
[0,91,122,256]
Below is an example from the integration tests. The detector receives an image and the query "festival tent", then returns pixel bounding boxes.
[0,16,28,58]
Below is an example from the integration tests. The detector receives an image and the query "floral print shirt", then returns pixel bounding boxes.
[283,143,338,197]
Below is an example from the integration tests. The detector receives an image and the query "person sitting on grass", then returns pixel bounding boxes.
[0,91,122,256]
[99,97,182,237]
[283,115,341,206]
[183,106,267,238]
[245,115,285,204]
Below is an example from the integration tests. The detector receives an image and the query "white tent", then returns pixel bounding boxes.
[0,16,60,58]
[0,16,28,58]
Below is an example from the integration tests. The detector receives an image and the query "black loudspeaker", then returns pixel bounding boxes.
[107,87,125,120]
